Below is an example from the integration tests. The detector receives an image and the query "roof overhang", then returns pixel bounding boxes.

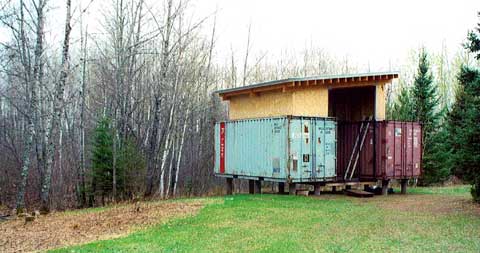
[216,71,399,100]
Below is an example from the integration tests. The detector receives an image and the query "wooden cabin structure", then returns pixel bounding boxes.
[217,72,398,121]
[214,72,421,196]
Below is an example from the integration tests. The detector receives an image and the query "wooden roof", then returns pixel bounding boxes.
[216,71,399,100]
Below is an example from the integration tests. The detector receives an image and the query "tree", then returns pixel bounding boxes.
[41,0,72,213]
[411,49,441,141]
[410,49,445,184]
[447,13,480,202]
[465,12,480,60]
[117,138,146,199]
[390,85,415,121]
[447,67,480,202]
[89,117,116,206]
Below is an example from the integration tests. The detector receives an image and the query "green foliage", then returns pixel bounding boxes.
[118,138,147,198]
[464,12,480,60]
[89,117,117,202]
[421,125,452,185]
[389,85,415,121]
[444,14,480,202]
[88,117,147,205]
[446,66,480,203]
[411,49,441,138]
[408,49,446,184]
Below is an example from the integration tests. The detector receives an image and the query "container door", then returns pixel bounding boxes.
[412,123,422,177]
[271,118,287,179]
[324,120,337,178]
[300,119,313,180]
[314,119,325,180]
[405,123,414,177]
[393,122,404,177]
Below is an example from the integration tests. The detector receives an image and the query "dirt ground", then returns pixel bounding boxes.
[364,194,480,216]
[0,199,207,253]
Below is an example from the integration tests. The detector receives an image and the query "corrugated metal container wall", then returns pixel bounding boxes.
[214,116,337,183]
[337,121,422,180]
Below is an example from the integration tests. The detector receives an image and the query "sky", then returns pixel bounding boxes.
[190,0,480,71]
[1,0,479,73]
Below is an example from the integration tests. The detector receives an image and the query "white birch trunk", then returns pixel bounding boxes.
[173,106,190,197]
[41,0,72,212]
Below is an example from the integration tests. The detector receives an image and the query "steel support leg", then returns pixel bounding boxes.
[364,184,370,191]
[226,178,233,195]
[314,183,321,196]
[255,180,262,194]
[278,182,285,194]
[382,180,390,196]
[248,180,255,194]
[289,183,297,195]
[401,179,408,194]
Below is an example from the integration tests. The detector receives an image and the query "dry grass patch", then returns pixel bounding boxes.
[0,199,208,253]
[358,193,480,217]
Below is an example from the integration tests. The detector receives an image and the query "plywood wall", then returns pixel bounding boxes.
[375,84,386,120]
[228,90,293,120]
[227,81,388,120]
[292,87,329,117]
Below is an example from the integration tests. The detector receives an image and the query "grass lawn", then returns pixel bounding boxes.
[53,186,480,253]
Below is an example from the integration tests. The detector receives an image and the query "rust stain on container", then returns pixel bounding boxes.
[337,121,422,180]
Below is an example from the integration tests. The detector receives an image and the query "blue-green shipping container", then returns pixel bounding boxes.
[214,116,337,183]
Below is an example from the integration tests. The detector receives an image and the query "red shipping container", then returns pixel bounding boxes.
[337,121,422,181]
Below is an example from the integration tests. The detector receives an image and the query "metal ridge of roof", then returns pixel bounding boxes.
[215,71,400,94]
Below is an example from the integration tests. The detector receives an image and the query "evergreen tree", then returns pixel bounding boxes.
[89,117,120,205]
[117,137,146,199]
[390,86,415,121]
[447,67,480,202]
[409,49,445,184]
[461,13,480,202]
[88,118,146,205]
[464,12,480,60]
[443,14,480,202]
[411,49,440,142]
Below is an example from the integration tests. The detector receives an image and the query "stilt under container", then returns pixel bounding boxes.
[382,179,390,195]
[401,179,408,194]
[248,180,255,194]
[255,180,262,194]
[314,183,321,196]
[289,183,296,195]
[226,178,233,195]
[278,182,285,194]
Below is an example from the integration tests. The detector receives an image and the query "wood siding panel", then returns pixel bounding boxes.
[228,91,293,120]
[375,84,386,120]
[227,81,388,120]
[292,87,329,117]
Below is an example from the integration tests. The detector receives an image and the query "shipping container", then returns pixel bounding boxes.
[214,116,337,183]
[337,121,422,181]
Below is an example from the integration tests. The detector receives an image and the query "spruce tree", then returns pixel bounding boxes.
[412,49,440,141]
[465,12,480,60]
[444,13,480,202]
[447,67,480,202]
[89,117,115,205]
[410,49,445,184]
[449,14,480,201]
[390,86,415,121]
